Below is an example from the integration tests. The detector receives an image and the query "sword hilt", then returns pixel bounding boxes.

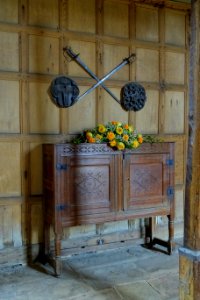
[63,47,80,60]
[123,53,136,64]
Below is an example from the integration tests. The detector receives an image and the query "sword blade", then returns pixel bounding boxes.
[64,47,120,103]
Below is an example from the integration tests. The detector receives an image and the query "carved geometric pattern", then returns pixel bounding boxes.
[73,170,108,202]
[130,164,162,197]
[62,143,115,155]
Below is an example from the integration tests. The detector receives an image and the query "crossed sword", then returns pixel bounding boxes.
[63,47,136,104]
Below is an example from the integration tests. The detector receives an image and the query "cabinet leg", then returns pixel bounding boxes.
[54,234,62,277]
[167,215,175,254]
[36,222,50,265]
[145,217,153,247]
[44,222,50,257]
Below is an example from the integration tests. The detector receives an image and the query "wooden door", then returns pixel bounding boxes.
[123,152,172,212]
[58,153,120,225]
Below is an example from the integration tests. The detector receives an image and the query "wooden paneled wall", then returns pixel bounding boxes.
[0,0,190,258]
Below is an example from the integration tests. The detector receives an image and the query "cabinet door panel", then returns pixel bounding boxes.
[123,153,170,210]
[59,155,117,219]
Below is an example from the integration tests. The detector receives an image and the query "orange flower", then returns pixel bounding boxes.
[116,127,123,135]
[123,124,129,130]
[117,142,125,150]
[98,124,106,133]
[72,121,143,151]
[123,134,129,141]
[137,135,143,144]
[110,140,117,147]
[111,121,118,125]
[107,131,115,141]
[88,137,96,143]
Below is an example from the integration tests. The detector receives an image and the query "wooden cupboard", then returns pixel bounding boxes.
[43,142,174,276]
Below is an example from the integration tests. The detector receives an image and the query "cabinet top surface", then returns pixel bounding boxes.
[43,142,174,156]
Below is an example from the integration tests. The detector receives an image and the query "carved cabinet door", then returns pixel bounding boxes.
[123,152,171,211]
[57,153,120,224]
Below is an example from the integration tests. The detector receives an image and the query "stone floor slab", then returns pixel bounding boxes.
[115,281,162,300]
[0,243,180,300]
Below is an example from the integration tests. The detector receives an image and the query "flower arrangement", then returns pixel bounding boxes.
[72,121,143,150]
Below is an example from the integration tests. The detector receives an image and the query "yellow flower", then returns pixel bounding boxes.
[73,121,143,151]
[96,134,103,141]
[98,124,107,133]
[116,127,123,135]
[86,131,93,139]
[123,134,129,141]
[110,140,117,147]
[132,140,139,148]
[128,125,134,133]
[117,142,125,150]
[107,131,115,141]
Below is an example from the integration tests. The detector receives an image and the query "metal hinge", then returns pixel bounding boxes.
[167,186,174,198]
[56,204,68,211]
[166,159,174,166]
[56,163,68,171]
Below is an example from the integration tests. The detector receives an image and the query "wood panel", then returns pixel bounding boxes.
[104,1,129,38]
[30,143,43,195]
[30,202,43,244]
[165,9,186,46]
[0,80,20,133]
[0,0,18,24]
[28,0,59,29]
[67,40,96,77]
[175,187,184,221]
[103,44,129,80]
[0,142,21,197]
[135,89,159,134]
[135,48,159,83]
[28,82,60,134]
[101,88,128,124]
[163,91,185,134]
[0,32,19,71]
[136,5,159,42]
[0,202,22,249]
[174,139,185,185]
[67,0,96,33]
[28,34,59,75]
[165,52,185,85]
[66,86,96,134]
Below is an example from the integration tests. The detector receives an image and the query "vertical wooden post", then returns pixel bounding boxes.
[179,0,200,299]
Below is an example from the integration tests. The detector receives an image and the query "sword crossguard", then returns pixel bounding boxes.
[123,53,136,64]
[63,47,80,61]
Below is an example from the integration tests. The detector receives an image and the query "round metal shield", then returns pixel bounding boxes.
[50,76,79,108]
[121,82,146,111]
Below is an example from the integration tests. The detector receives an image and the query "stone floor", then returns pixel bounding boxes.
[0,240,182,300]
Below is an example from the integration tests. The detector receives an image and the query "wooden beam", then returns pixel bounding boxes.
[179,0,200,298]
